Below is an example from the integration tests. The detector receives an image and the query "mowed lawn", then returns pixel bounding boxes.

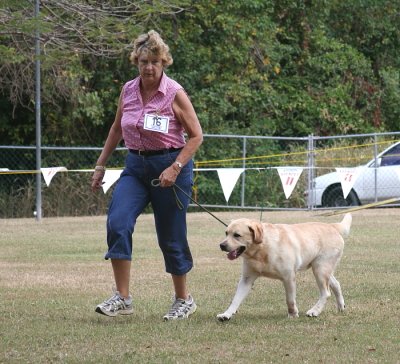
[1,209,399,363]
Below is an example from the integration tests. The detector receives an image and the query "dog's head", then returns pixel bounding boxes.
[219,218,264,260]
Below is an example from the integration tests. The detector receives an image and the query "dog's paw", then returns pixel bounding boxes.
[337,303,345,312]
[217,313,232,322]
[287,312,299,319]
[306,309,320,317]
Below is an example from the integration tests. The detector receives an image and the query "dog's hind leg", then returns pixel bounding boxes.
[217,273,257,321]
[307,264,331,317]
[329,275,345,312]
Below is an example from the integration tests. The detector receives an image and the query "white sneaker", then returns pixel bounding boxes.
[95,290,133,317]
[163,295,197,321]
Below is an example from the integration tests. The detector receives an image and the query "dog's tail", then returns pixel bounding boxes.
[334,213,352,238]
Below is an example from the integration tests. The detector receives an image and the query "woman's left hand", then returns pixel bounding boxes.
[158,165,180,187]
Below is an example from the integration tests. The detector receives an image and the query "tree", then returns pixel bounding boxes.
[1,0,399,146]
[325,0,400,131]
[0,0,190,144]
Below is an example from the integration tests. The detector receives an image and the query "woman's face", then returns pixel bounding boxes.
[138,51,163,83]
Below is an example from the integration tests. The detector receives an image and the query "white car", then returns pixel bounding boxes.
[309,141,400,207]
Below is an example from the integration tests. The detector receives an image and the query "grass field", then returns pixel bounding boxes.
[1,209,399,363]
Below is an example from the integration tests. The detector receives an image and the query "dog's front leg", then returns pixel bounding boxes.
[217,274,257,321]
[283,275,299,318]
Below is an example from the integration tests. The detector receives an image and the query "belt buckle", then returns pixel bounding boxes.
[138,150,145,156]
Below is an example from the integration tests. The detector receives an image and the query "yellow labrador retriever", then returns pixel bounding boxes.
[217,213,352,321]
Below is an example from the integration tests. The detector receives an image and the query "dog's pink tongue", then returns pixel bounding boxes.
[227,250,237,260]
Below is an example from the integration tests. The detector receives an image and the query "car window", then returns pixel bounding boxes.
[380,143,400,166]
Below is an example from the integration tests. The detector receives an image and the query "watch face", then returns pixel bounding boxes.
[176,161,182,168]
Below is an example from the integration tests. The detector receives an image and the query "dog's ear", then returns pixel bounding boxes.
[248,221,263,244]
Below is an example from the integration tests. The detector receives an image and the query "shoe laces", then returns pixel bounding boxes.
[103,292,126,308]
[168,297,191,316]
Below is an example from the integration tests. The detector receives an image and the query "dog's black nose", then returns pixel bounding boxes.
[220,242,228,251]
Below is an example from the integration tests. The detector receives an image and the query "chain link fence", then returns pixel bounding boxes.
[1,132,400,218]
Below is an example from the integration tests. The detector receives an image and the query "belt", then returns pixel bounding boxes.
[129,147,182,157]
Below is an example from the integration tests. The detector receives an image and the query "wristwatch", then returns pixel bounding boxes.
[175,161,183,169]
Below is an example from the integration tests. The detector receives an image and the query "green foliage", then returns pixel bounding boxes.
[168,0,280,137]
[0,0,399,145]
[0,45,25,64]
[322,0,400,131]
[380,67,400,131]
[269,31,379,136]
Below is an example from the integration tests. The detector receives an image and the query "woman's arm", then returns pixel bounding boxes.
[91,92,124,192]
[158,89,203,187]
[173,89,203,166]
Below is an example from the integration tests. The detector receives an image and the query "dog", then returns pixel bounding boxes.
[217,213,352,321]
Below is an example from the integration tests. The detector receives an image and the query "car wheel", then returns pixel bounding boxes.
[323,185,360,207]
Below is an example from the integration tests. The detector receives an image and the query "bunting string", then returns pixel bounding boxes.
[1,139,399,201]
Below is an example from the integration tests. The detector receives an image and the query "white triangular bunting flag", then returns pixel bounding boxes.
[41,167,67,186]
[336,167,364,198]
[277,167,303,199]
[102,169,123,193]
[216,168,244,203]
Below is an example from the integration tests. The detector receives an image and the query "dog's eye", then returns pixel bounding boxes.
[225,231,228,236]
[233,233,241,238]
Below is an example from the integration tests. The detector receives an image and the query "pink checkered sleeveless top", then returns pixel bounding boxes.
[120,72,186,150]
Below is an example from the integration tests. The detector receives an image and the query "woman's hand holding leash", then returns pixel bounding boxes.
[158,164,180,187]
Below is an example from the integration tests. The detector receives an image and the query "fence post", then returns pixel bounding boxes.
[307,134,315,210]
[373,133,378,202]
[241,136,247,207]
[35,0,42,221]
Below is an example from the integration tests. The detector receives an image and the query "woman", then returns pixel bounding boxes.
[91,30,203,321]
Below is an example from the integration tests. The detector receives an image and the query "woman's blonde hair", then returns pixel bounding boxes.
[130,30,173,67]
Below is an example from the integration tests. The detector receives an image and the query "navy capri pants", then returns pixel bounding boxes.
[105,149,194,275]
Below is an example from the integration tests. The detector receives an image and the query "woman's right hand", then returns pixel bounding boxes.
[91,168,105,192]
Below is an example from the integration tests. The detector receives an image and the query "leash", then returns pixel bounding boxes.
[151,179,228,227]
[316,197,400,216]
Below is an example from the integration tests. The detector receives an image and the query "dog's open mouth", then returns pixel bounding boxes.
[227,246,246,260]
